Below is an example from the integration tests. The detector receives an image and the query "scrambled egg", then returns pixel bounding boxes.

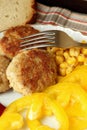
[1,65,87,130]
[59,65,87,91]
[0,93,69,130]
[45,82,87,130]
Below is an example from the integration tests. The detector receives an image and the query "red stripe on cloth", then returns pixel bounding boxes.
[36,20,58,25]
[66,18,87,24]
[36,3,87,34]
[37,9,70,20]
[37,9,87,24]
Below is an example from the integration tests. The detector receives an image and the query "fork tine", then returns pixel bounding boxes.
[21,43,56,50]
[20,31,55,40]
[20,39,55,47]
[20,30,56,50]
[21,35,55,45]
[20,29,87,50]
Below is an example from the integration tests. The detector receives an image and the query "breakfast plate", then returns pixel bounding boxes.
[0,24,87,107]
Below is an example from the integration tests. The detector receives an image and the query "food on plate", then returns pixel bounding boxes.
[0,25,39,59]
[6,49,57,95]
[0,0,36,31]
[0,3,87,129]
[59,65,87,91]
[0,36,21,59]
[1,24,87,77]
[45,82,87,113]
[47,47,87,76]
[0,55,10,92]
[4,24,39,39]
[0,93,69,130]
[45,82,87,129]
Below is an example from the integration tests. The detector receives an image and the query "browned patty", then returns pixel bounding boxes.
[0,24,39,59]
[6,49,57,95]
[4,24,39,39]
[0,55,10,92]
[0,37,21,59]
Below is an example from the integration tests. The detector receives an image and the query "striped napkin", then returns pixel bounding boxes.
[36,3,87,34]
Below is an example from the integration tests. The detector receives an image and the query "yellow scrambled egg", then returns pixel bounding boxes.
[1,65,87,130]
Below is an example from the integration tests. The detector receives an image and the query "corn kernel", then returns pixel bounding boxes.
[60,62,68,69]
[78,54,85,62]
[56,49,63,56]
[81,48,87,55]
[56,55,64,65]
[46,47,54,53]
[46,47,51,52]
[63,51,70,59]
[66,67,73,75]
[51,47,59,53]
[66,57,77,65]
[59,68,66,76]
[69,48,80,57]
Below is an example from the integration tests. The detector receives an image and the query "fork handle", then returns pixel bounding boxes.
[76,42,87,48]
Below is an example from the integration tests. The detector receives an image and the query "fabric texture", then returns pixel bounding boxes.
[36,3,87,34]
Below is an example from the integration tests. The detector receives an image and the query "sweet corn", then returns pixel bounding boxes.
[66,67,73,75]
[77,54,85,62]
[60,62,68,69]
[69,47,80,57]
[56,49,64,56]
[66,57,76,65]
[50,47,59,53]
[46,47,87,76]
[81,48,87,55]
[59,68,66,76]
[63,51,70,59]
[56,55,64,65]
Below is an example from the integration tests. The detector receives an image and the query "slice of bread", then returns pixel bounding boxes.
[0,0,36,31]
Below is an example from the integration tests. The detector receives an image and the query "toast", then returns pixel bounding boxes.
[0,0,36,31]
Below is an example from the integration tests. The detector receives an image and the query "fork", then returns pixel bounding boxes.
[20,30,87,50]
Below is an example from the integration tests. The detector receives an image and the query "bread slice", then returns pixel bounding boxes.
[0,0,36,31]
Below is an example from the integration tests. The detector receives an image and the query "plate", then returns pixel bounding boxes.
[0,24,87,106]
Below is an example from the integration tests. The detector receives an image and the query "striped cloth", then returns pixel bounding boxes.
[36,3,87,34]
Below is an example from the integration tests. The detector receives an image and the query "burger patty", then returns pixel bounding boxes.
[6,49,57,95]
[0,36,21,59]
[0,24,39,59]
[4,24,39,39]
[0,55,10,92]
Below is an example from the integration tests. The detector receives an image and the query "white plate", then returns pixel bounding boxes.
[0,24,87,106]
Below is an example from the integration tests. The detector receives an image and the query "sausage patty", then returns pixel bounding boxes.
[0,55,10,92]
[6,49,57,95]
[0,25,39,59]
[4,24,39,39]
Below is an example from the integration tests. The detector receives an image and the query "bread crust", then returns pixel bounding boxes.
[0,0,37,31]
[27,0,37,23]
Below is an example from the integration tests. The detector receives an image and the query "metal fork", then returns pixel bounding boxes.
[20,30,87,50]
